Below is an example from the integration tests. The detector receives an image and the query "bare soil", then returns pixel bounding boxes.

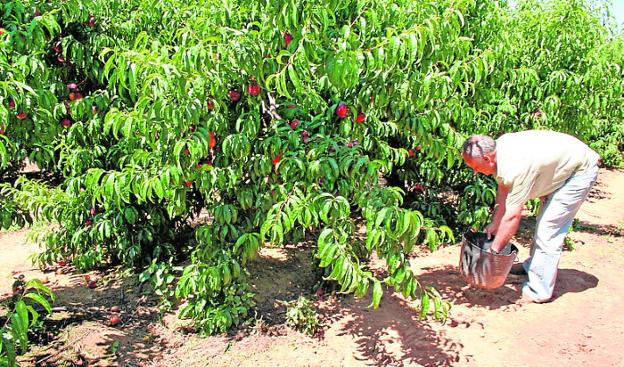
[1,169,623,367]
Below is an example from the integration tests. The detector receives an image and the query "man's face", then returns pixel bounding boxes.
[462,153,496,175]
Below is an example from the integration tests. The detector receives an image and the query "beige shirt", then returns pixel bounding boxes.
[495,130,600,208]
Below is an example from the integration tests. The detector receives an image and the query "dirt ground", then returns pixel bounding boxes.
[1,169,623,367]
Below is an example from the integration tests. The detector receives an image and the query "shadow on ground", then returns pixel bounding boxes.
[247,244,318,324]
[552,268,599,300]
[320,294,462,367]
[416,265,598,311]
[7,271,171,367]
[574,220,623,237]
[247,244,464,366]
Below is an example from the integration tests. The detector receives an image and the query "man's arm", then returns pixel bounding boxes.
[485,183,510,238]
[490,202,523,252]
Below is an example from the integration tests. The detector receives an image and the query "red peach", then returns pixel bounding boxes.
[355,112,366,123]
[336,104,348,119]
[109,314,121,326]
[247,83,261,97]
[228,90,241,102]
[284,32,293,46]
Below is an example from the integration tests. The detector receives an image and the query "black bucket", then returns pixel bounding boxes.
[459,231,518,290]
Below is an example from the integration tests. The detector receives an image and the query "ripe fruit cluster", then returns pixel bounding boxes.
[67,82,83,101]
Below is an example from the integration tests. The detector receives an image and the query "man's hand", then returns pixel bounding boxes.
[489,203,523,252]
[485,223,497,240]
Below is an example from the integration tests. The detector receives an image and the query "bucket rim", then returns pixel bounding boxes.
[461,231,519,257]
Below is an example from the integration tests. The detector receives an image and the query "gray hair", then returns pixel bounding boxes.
[461,135,496,158]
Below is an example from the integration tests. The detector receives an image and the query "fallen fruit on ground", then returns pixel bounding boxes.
[109,314,121,326]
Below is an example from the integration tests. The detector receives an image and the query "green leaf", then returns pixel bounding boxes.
[370,280,383,309]
[419,292,430,319]
[23,293,52,314]
[124,207,138,224]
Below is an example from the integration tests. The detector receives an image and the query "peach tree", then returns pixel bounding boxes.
[1,0,622,335]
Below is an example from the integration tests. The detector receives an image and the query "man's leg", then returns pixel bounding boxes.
[515,202,547,276]
[522,165,599,302]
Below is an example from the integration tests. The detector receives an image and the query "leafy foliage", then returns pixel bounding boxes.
[0,278,55,367]
[0,0,622,334]
[280,296,320,336]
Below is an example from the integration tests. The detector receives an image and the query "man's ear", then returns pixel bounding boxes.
[482,151,496,164]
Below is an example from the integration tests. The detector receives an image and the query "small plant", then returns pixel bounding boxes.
[564,219,580,251]
[525,198,542,217]
[139,259,178,311]
[280,296,320,336]
[1,278,55,367]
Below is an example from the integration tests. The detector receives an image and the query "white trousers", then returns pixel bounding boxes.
[521,163,599,302]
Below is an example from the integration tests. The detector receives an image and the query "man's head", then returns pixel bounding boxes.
[461,135,497,175]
